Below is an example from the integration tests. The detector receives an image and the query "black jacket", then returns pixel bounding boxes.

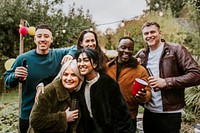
[77,73,134,133]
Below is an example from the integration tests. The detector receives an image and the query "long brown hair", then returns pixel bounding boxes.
[77,30,110,72]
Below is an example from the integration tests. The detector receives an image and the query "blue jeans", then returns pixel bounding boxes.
[143,109,181,133]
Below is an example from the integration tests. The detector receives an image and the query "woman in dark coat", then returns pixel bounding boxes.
[28,60,84,133]
[75,48,135,133]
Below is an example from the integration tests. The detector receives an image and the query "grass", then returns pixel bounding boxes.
[0,91,19,103]
[0,91,19,132]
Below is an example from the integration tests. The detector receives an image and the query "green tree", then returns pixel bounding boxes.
[0,0,95,59]
[53,3,95,48]
[145,0,185,17]
[182,2,200,61]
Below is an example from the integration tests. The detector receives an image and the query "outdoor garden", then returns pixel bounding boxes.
[0,0,200,132]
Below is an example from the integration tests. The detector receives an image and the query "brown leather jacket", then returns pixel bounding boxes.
[135,39,200,111]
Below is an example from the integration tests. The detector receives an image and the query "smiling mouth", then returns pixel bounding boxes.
[79,67,87,71]
[147,36,155,42]
[66,82,74,85]
[40,44,47,47]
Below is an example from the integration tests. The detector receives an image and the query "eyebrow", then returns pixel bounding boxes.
[79,57,89,60]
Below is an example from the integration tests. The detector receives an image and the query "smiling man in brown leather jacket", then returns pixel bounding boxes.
[135,21,200,133]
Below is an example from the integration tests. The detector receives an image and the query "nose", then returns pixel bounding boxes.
[124,48,129,52]
[78,60,85,66]
[66,74,72,81]
[88,42,94,48]
[147,33,153,38]
[40,36,46,41]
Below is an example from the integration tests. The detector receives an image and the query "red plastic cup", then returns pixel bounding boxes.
[132,78,148,96]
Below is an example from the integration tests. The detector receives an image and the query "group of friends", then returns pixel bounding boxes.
[3,21,200,133]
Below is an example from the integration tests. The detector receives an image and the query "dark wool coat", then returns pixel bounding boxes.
[28,78,80,133]
[77,73,134,133]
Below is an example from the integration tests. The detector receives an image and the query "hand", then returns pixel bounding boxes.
[15,66,28,80]
[148,76,167,90]
[65,107,79,122]
[61,55,73,65]
[35,83,44,104]
[135,88,147,103]
[137,58,142,64]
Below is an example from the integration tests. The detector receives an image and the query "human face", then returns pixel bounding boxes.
[34,29,53,54]
[62,67,80,92]
[142,25,161,51]
[77,53,97,80]
[117,39,134,63]
[80,32,96,49]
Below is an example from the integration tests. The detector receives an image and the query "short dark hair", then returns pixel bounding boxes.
[141,21,160,30]
[36,24,52,32]
[118,36,134,44]
[75,48,102,72]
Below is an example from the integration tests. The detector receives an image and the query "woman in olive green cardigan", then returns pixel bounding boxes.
[28,60,84,133]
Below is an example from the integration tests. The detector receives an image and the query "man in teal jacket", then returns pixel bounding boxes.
[3,24,76,133]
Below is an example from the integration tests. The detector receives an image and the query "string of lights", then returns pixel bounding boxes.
[96,20,123,27]
[20,17,134,33]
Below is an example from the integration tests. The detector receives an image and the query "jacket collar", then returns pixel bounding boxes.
[107,56,138,68]
[143,39,170,55]
[52,78,71,102]
[107,57,118,67]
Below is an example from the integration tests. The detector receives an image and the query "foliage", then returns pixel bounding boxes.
[114,9,189,54]
[0,0,95,59]
[185,86,200,115]
[0,102,18,132]
[181,2,200,60]
[0,92,19,132]
[145,0,199,18]
[53,3,95,48]
[181,3,200,125]
[182,86,200,132]
[145,0,185,17]
[99,28,117,50]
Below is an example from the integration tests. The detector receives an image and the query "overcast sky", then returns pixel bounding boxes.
[62,0,147,32]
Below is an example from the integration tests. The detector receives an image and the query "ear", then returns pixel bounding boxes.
[34,36,37,44]
[159,30,161,35]
[80,42,83,47]
[93,63,97,69]
[50,36,53,44]
[116,46,119,52]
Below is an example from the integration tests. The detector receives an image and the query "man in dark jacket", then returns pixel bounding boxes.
[135,21,200,133]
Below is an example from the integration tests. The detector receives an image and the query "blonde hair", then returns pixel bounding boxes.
[56,59,84,91]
